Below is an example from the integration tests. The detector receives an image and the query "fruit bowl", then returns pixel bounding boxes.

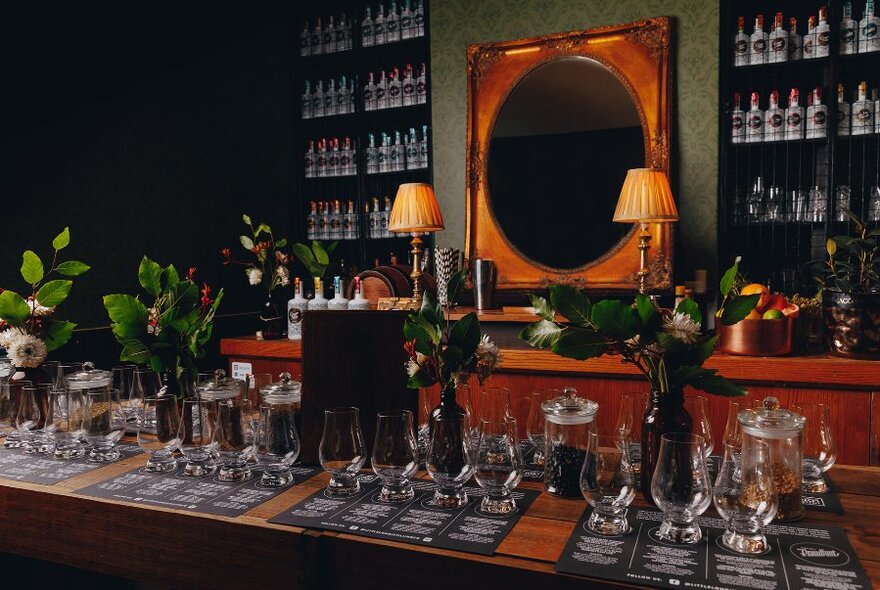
[717,316,798,356]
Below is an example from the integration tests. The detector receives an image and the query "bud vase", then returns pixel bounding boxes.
[260,293,285,340]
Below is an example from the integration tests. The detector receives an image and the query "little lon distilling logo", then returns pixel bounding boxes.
[770,113,783,128]
[753,39,767,52]
[735,40,748,53]
[772,38,786,51]
[749,115,763,129]
[732,115,744,130]
[788,112,802,127]
[813,111,827,125]
[288,308,302,323]
[790,542,850,567]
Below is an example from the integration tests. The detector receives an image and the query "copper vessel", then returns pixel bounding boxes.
[717,318,797,356]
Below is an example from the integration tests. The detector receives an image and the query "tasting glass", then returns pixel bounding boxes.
[126,367,160,425]
[868,185,880,221]
[58,362,83,388]
[112,365,135,401]
[650,433,712,544]
[255,400,301,487]
[319,407,367,496]
[526,388,560,466]
[713,440,778,554]
[614,392,648,476]
[371,410,418,502]
[3,380,32,447]
[177,399,219,476]
[580,432,637,536]
[722,400,744,452]
[137,396,182,472]
[214,397,256,482]
[426,413,475,508]
[83,387,127,462]
[684,394,714,457]
[792,402,836,493]
[474,388,523,514]
[785,189,804,222]
[28,383,54,453]
[15,385,44,453]
[46,388,86,458]
[834,186,852,222]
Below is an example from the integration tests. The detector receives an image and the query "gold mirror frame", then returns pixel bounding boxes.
[465,17,673,293]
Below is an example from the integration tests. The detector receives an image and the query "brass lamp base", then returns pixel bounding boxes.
[409,234,425,302]
[637,223,652,295]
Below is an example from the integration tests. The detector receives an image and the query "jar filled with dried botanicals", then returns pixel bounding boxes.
[738,396,806,522]
[541,387,598,498]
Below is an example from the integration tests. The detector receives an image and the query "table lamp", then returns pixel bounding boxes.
[389,183,445,302]
[612,168,679,294]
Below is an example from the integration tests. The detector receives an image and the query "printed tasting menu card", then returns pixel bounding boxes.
[270,476,540,556]
[556,507,871,590]
[0,442,142,485]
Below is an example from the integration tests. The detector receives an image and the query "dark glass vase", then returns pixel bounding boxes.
[426,383,473,507]
[640,388,693,505]
[260,293,285,340]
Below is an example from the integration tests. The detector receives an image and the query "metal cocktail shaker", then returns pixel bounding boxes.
[473,259,497,310]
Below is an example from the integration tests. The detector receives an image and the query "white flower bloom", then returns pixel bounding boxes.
[146,307,161,335]
[247,268,263,286]
[0,328,20,349]
[276,266,290,287]
[405,359,419,377]
[475,334,502,384]
[662,312,701,344]
[6,333,48,368]
[27,299,55,317]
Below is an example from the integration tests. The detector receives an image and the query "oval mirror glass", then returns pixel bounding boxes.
[487,57,645,270]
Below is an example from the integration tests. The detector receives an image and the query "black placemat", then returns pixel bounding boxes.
[556,507,871,590]
[74,463,321,517]
[0,442,142,485]
[269,476,540,555]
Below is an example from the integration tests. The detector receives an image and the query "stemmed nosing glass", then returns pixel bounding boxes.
[45,387,87,458]
[178,398,220,476]
[526,388,560,467]
[793,402,836,493]
[137,396,182,473]
[255,398,301,487]
[474,387,523,514]
[651,432,713,544]
[319,407,367,496]
[82,387,127,462]
[372,410,419,502]
[580,432,637,536]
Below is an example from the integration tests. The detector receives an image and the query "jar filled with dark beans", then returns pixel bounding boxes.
[544,442,588,497]
[541,387,598,498]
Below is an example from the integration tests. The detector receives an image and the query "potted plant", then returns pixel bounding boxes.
[818,210,880,359]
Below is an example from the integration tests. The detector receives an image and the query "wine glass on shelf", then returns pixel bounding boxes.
[651,433,712,544]
[426,413,474,508]
[793,402,836,493]
[177,398,219,476]
[83,388,127,462]
[580,432,636,536]
[474,388,523,514]
[372,410,418,502]
[319,407,366,496]
[684,394,714,458]
[614,392,648,475]
[526,388,560,467]
[137,396,182,473]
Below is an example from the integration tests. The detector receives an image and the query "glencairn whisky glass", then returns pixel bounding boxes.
[580,432,636,536]
[46,388,86,458]
[474,388,523,514]
[684,394,714,457]
[426,413,474,508]
[177,398,219,476]
[137,396,181,472]
[319,407,367,496]
[651,433,712,544]
[83,388,127,462]
[526,389,560,466]
[793,402,836,492]
[372,410,418,501]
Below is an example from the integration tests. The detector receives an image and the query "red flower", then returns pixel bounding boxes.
[187,267,197,280]
[221,248,232,265]
[403,338,418,360]
[200,283,213,309]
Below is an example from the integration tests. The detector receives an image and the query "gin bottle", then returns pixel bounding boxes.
[308,278,328,311]
[860,0,880,52]
[328,137,340,177]
[348,277,371,310]
[313,80,324,118]
[306,201,318,240]
[815,7,830,58]
[331,200,343,240]
[416,63,427,104]
[324,16,336,53]
[369,197,380,239]
[420,125,429,167]
[746,91,764,143]
[335,14,347,53]
[838,84,851,136]
[852,81,874,135]
[389,67,403,109]
[288,278,309,341]
[415,0,425,36]
[730,92,745,144]
[362,7,374,47]
[391,130,403,172]
[401,0,413,40]
[386,1,400,43]
[300,21,311,57]
[841,1,858,54]
[376,70,388,110]
[316,138,327,177]
[402,64,415,106]
[301,80,312,119]
[806,87,828,139]
[804,15,817,59]
[311,18,323,55]
[364,72,376,111]
[326,78,336,116]
[379,132,391,173]
[875,88,880,133]
[340,137,351,177]
[328,276,350,310]
[406,127,419,168]
[374,3,386,45]
[765,90,784,142]
[344,200,357,240]
[750,14,768,64]
[366,133,379,174]
[785,89,805,141]
[304,141,315,178]
[382,196,393,238]
[337,75,348,115]
[789,17,803,60]
[317,202,329,239]
[733,16,749,66]
[769,12,788,63]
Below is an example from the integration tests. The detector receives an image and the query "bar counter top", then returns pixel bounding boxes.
[1,450,878,589]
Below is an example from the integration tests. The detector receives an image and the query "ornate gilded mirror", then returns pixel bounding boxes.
[466,18,673,293]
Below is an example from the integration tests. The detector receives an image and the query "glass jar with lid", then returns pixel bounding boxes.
[738,396,805,522]
[198,369,253,481]
[542,387,598,498]
[256,372,302,486]
[59,361,112,458]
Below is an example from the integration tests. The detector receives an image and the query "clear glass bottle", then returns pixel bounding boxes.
[376,70,387,110]
[402,64,415,107]
[804,15,817,59]
[299,20,310,57]
[325,78,336,117]
[369,196,380,238]
[838,83,852,136]
[386,0,400,43]
[388,66,402,109]
[415,0,425,37]
[301,80,312,120]
[382,196,392,237]
[343,200,356,240]
[311,17,323,55]
[336,75,348,115]
[419,124,429,167]
[806,87,828,139]
[400,0,413,40]
[768,12,788,63]
[304,141,315,179]
[390,130,403,172]
[328,276,350,310]
[733,16,749,66]
[348,276,371,309]
[309,277,328,310]
[730,92,745,143]
[815,6,831,58]
[852,81,874,135]
[366,133,379,174]
[841,1,858,54]
[746,91,764,143]
[379,132,391,173]
[541,387,598,498]
[416,63,427,104]
[406,127,419,168]
[785,88,805,140]
[288,278,308,340]
[764,89,784,142]
[373,3,386,45]
[750,14,768,64]
[788,16,803,60]
[860,0,880,52]
[364,72,376,112]
[361,6,374,47]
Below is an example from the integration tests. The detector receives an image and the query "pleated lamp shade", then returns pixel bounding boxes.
[389,183,445,234]
[612,168,679,223]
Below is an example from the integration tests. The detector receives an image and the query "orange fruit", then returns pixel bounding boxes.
[762,309,785,320]
[781,303,800,318]
[741,283,770,312]
[765,293,787,311]
[744,309,763,320]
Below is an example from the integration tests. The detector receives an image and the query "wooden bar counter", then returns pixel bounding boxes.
[0,453,878,589]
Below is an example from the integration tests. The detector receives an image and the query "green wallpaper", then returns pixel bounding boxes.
[430,0,719,280]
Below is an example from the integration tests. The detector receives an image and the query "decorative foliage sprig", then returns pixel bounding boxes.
[292,240,339,279]
[820,209,879,294]
[716,256,761,324]
[0,227,90,367]
[222,214,291,294]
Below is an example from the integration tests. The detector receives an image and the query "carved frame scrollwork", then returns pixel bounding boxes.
[465,17,674,293]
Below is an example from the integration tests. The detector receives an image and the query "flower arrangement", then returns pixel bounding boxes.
[0,228,90,368]
[402,271,501,395]
[104,256,222,395]
[222,214,292,294]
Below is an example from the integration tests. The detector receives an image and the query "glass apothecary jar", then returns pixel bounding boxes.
[542,387,598,498]
[738,396,805,522]
[256,372,302,486]
[198,370,253,481]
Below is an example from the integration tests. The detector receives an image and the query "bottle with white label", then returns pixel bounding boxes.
[300,21,311,57]
[838,84,851,136]
[328,138,339,177]
[316,201,328,239]
[765,90,784,142]
[308,278,328,310]
[391,131,403,171]
[304,141,315,178]
[316,139,327,177]
[374,3,386,45]
[804,15,817,58]
[313,80,324,118]
[402,64,416,106]
[769,12,788,63]
[417,63,428,104]
[328,276,350,310]
[336,75,348,115]
[302,80,312,119]
[288,278,309,340]
[415,0,425,36]
[362,6,374,47]
[379,132,391,173]
[364,73,376,111]
[382,196,393,238]
[329,200,342,240]
[731,92,745,144]
[789,17,803,60]
[860,0,880,52]
[420,125,429,167]
[326,79,337,116]
[401,0,414,40]
[406,127,419,168]
[852,81,874,134]
[376,70,388,110]
[750,15,768,64]
[733,16,749,66]
[806,87,828,139]
[344,200,358,240]
[746,92,764,143]
[388,67,403,108]
[348,277,371,310]
[366,133,379,174]
[815,7,831,58]
[324,16,336,53]
[841,1,858,54]
[386,1,400,43]
[369,197,380,238]
[785,88,805,141]
[311,18,324,55]
[307,201,318,240]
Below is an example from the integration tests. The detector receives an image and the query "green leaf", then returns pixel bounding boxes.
[550,284,591,326]
[56,260,90,276]
[103,294,149,325]
[419,290,441,326]
[550,328,607,360]
[36,280,72,307]
[412,314,440,344]
[158,281,199,323]
[529,294,556,321]
[590,299,638,340]
[635,294,657,329]
[449,312,481,359]
[119,341,150,365]
[44,320,75,352]
[256,223,271,235]
[111,320,146,341]
[440,345,464,367]
[687,369,748,397]
[675,297,702,325]
[0,291,30,324]
[403,320,434,355]
[240,235,254,250]
[719,256,741,297]
[163,264,180,289]
[292,243,319,276]
[519,319,563,349]
[275,238,288,248]
[52,227,70,250]
[720,294,760,325]
[313,242,330,265]
[242,213,252,226]
[407,370,436,389]
[325,241,339,256]
[694,335,718,365]
[446,269,466,306]
[21,250,44,284]
[138,256,163,297]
